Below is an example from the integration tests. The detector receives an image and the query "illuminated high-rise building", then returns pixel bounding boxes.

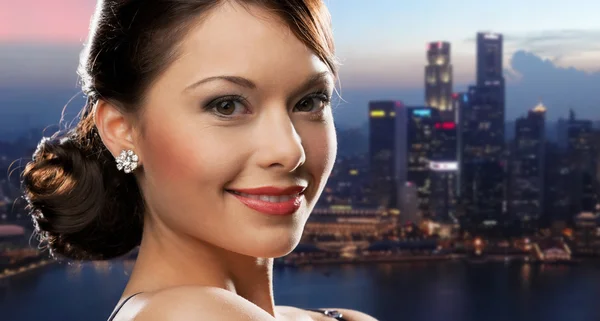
[459,83,505,230]
[425,41,453,121]
[432,121,458,161]
[452,92,469,201]
[369,101,402,209]
[567,110,596,215]
[396,106,439,221]
[509,102,546,226]
[476,32,503,86]
[430,121,458,222]
[399,182,419,225]
[455,32,507,232]
[543,142,571,225]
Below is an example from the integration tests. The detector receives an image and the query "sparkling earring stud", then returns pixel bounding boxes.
[115,149,139,173]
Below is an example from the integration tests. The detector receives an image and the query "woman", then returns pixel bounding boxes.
[22,0,378,320]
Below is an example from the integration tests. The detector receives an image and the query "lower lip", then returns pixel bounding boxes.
[228,192,304,216]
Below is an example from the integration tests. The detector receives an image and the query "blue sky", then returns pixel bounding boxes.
[326,0,600,88]
[0,0,599,130]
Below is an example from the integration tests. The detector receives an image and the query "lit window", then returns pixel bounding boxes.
[370,110,386,117]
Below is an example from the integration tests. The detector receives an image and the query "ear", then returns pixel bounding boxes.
[93,99,141,164]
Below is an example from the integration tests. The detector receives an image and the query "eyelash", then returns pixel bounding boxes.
[304,91,332,108]
[203,94,249,118]
[203,91,332,119]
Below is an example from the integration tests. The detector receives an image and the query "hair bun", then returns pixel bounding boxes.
[22,132,143,260]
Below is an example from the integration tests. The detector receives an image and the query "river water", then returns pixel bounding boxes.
[2,259,600,321]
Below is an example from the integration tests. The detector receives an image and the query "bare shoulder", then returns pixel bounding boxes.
[276,305,379,321]
[131,286,276,321]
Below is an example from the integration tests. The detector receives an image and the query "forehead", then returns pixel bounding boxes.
[162,2,330,90]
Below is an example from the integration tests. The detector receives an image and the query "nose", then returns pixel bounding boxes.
[254,112,306,173]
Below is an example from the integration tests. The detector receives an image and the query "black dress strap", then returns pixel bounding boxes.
[107,292,143,321]
[306,308,347,320]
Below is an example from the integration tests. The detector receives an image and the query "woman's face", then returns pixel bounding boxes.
[135,2,337,258]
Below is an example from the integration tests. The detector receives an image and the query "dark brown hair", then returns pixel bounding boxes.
[21,0,338,261]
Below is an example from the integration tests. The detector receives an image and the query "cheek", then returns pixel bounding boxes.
[141,122,199,184]
[139,119,243,195]
[302,123,337,188]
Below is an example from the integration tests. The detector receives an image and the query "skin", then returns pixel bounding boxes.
[95,2,377,320]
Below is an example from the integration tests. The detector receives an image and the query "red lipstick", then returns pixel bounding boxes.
[226,185,306,216]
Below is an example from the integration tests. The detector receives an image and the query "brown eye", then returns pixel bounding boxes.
[215,100,237,115]
[206,95,247,117]
[296,98,317,112]
[295,95,330,113]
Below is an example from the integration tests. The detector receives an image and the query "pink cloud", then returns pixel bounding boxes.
[0,0,95,43]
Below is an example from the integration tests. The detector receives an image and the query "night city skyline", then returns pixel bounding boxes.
[0,2,598,246]
[0,0,599,132]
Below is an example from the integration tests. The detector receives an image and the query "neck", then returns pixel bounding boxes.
[125,218,276,316]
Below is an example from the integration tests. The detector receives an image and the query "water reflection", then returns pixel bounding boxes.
[66,261,83,281]
[299,264,314,272]
[521,263,531,288]
[92,261,111,275]
[3,261,600,321]
[376,263,393,277]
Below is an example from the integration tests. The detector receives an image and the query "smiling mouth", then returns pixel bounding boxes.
[225,186,306,216]
[227,190,302,203]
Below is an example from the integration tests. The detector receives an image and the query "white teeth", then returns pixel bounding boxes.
[232,191,299,203]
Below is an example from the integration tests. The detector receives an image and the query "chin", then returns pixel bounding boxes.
[239,228,304,259]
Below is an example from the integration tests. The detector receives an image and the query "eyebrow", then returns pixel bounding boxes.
[290,71,334,97]
[184,71,334,94]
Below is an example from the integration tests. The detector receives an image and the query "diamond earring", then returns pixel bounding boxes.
[115,149,139,173]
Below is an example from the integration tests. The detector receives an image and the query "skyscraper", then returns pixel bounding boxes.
[399,182,419,225]
[453,92,469,202]
[396,106,439,222]
[476,32,503,86]
[567,110,596,215]
[509,102,546,227]
[369,101,402,209]
[430,120,458,222]
[459,33,506,233]
[432,121,458,161]
[425,42,453,121]
[544,142,571,225]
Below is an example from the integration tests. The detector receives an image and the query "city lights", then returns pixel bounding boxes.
[413,109,431,117]
[429,161,458,171]
[370,110,386,117]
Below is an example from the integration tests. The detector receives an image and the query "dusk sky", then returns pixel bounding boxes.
[0,0,599,130]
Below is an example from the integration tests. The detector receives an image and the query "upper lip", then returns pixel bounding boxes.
[227,185,307,196]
